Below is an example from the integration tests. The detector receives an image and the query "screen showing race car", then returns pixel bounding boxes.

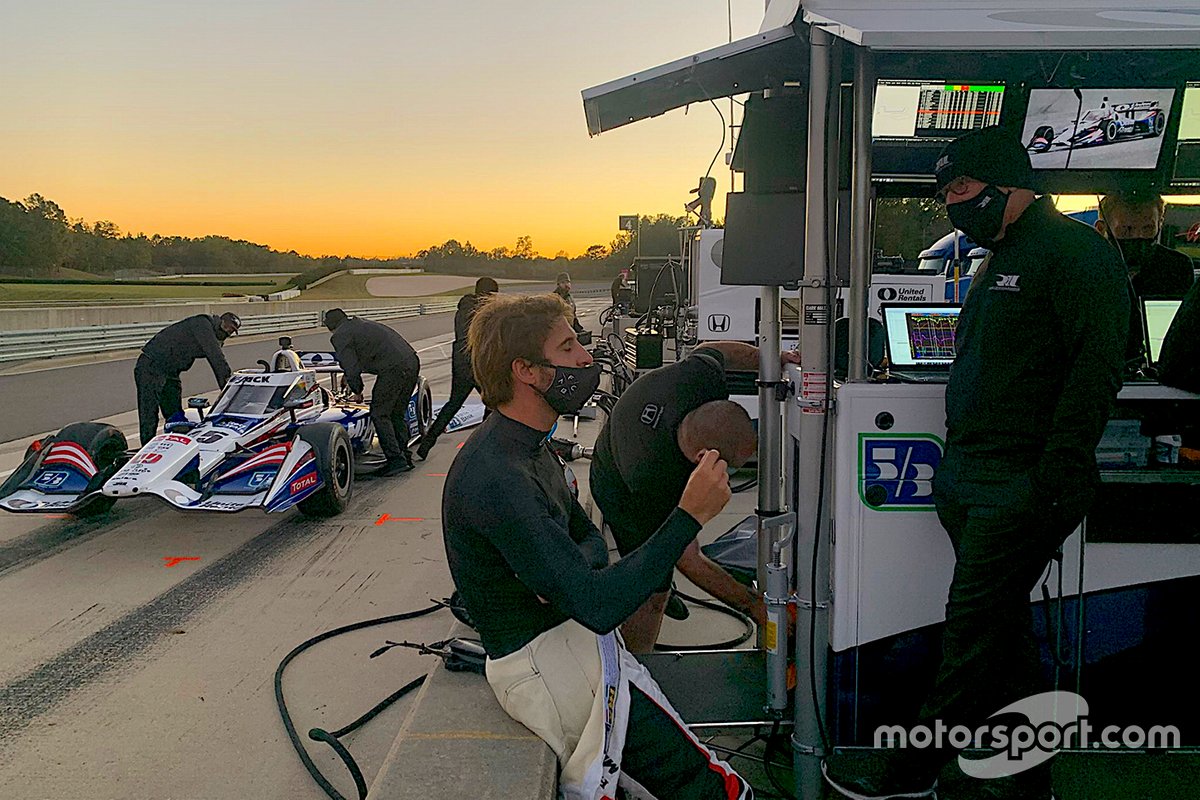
[1021,88,1175,169]
[873,80,1005,139]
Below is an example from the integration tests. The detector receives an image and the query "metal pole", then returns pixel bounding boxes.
[793,23,833,800]
[757,283,786,663]
[848,46,874,381]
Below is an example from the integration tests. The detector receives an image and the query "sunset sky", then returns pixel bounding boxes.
[0,1,769,259]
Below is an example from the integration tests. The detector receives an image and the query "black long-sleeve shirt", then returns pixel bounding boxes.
[945,197,1129,493]
[443,412,701,658]
[452,294,480,359]
[330,317,419,395]
[140,314,232,387]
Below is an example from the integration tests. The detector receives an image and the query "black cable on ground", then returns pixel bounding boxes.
[275,602,444,800]
[654,590,755,651]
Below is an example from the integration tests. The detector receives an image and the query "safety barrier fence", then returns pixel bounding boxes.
[0,302,458,364]
[0,286,611,364]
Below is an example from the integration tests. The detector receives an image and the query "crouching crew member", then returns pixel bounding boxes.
[322,308,420,476]
[135,312,239,445]
[591,341,800,653]
[443,293,752,799]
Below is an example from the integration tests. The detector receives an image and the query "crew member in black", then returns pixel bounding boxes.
[1095,190,1195,369]
[322,308,420,476]
[443,293,751,799]
[591,342,799,652]
[415,276,497,460]
[1159,277,1200,393]
[825,127,1129,800]
[134,312,240,444]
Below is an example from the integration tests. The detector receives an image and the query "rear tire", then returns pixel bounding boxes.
[56,422,127,518]
[419,381,433,437]
[1151,112,1164,137]
[297,423,353,517]
[1103,121,1118,144]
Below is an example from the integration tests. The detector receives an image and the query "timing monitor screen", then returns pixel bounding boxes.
[1144,299,1182,366]
[873,81,1005,139]
[1021,88,1176,169]
[882,305,961,367]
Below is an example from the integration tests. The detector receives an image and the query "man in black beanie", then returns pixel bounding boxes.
[323,308,421,475]
[824,127,1129,799]
[415,276,498,459]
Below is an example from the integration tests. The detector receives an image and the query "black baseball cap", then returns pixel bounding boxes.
[219,312,241,334]
[322,308,348,330]
[934,127,1038,195]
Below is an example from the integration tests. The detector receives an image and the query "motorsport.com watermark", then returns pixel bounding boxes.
[873,691,1181,779]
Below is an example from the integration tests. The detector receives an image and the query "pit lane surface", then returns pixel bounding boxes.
[0,301,605,798]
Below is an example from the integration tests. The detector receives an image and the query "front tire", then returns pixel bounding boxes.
[297,423,353,517]
[57,422,126,518]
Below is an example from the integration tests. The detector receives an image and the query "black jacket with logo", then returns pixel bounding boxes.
[330,317,419,395]
[140,314,232,386]
[945,197,1129,493]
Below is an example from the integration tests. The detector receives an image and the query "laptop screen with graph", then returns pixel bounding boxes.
[882,304,962,368]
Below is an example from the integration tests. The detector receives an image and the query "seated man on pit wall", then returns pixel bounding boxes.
[442,293,753,799]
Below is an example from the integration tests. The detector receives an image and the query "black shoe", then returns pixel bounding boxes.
[377,456,415,477]
[664,590,689,621]
[415,438,433,461]
[822,752,937,800]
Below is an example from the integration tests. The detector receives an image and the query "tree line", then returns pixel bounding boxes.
[1,191,948,284]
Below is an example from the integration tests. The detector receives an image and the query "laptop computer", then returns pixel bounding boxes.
[880,303,962,383]
[1141,297,1183,371]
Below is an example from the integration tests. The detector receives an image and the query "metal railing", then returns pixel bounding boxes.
[0,302,458,364]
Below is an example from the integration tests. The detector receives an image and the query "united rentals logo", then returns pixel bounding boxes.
[992,274,1021,292]
[859,434,944,511]
[708,314,730,333]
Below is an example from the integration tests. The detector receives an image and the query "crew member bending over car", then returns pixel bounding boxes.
[591,341,800,652]
[322,308,420,476]
[443,293,752,799]
[135,312,240,445]
[415,276,497,459]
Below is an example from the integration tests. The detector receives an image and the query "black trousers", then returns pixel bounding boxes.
[621,685,748,799]
[370,361,419,462]
[914,451,1093,794]
[421,352,477,449]
[134,355,182,445]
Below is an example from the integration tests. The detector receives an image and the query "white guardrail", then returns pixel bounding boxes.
[0,286,611,364]
[0,302,458,364]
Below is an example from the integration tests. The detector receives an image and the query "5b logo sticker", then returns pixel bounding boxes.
[859,434,943,511]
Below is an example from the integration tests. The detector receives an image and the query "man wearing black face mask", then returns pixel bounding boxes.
[442,293,751,798]
[134,312,239,445]
[824,126,1128,800]
[1095,191,1195,370]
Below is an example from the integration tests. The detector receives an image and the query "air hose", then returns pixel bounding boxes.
[274,602,445,800]
[653,589,756,652]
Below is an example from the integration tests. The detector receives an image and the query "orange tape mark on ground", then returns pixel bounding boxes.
[163,556,201,568]
[375,514,425,525]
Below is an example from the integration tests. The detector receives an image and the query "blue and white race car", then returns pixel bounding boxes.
[1027,99,1166,153]
[0,340,433,518]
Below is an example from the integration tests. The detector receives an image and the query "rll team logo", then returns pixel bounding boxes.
[860,435,943,510]
[991,274,1020,292]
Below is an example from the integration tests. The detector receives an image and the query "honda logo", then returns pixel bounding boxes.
[708,314,730,333]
